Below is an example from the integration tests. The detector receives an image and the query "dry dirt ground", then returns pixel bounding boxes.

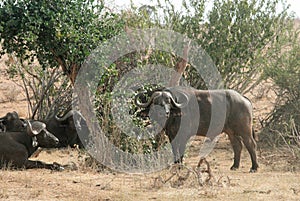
[1,55,300,201]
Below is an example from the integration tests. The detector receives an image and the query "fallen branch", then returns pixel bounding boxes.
[152,161,213,189]
[196,158,213,186]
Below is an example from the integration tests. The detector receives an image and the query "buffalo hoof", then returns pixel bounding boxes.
[230,166,239,171]
[249,168,257,173]
[52,162,64,171]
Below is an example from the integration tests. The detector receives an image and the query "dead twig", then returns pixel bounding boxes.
[217,176,231,187]
[6,54,72,120]
[243,189,271,194]
[196,158,213,186]
[152,159,214,189]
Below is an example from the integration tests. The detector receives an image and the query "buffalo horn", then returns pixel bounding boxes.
[135,91,162,108]
[55,110,76,121]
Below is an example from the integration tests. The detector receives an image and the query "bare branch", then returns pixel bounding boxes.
[168,41,191,87]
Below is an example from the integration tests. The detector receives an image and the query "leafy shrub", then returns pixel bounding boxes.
[90,0,294,155]
[0,0,124,83]
[260,19,300,153]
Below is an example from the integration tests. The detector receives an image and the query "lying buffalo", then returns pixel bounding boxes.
[0,120,63,170]
[1,110,87,148]
[0,111,26,132]
[44,110,87,148]
[135,87,258,172]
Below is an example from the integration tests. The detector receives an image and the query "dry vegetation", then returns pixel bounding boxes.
[1,48,300,200]
[0,139,299,201]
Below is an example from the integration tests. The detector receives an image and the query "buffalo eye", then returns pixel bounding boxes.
[165,96,171,103]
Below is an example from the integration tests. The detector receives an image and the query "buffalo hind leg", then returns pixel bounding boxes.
[228,134,243,170]
[241,134,259,173]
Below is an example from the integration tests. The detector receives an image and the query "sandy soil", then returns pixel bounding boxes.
[1,53,300,201]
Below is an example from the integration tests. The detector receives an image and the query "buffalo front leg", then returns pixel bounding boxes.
[169,135,189,164]
[24,160,64,171]
[228,134,243,170]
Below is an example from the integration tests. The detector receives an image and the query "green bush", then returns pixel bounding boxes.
[122,0,290,93]
[0,0,124,119]
[260,19,300,152]
[0,0,124,83]
[92,0,295,154]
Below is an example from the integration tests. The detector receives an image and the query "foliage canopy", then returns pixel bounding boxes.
[0,0,124,83]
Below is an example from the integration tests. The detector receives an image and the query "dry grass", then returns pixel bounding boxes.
[0,141,299,201]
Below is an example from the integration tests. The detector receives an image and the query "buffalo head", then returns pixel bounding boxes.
[0,111,26,132]
[45,110,86,148]
[26,120,59,148]
[135,89,189,118]
[134,88,190,131]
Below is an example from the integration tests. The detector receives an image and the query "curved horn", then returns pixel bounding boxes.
[135,91,162,108]
[73,111,86,122]
[55,110,75,121]
[169,91,189,108]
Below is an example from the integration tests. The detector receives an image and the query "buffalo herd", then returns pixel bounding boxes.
[0,110,87,170]
[0,87,258,172]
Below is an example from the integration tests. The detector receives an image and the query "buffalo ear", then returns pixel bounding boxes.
[6,113,14,121]
[27,121,46,136]
[6,111,19,121]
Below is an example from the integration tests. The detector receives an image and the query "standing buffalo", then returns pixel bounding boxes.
[0,120,62,170]
[135,87,258,173]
